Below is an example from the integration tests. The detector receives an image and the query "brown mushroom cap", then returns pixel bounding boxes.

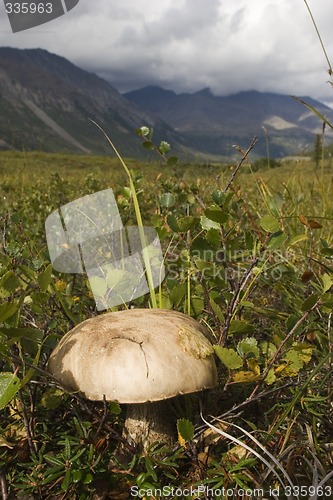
[48,309,218,403]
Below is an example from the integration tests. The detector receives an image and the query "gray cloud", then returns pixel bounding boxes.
[0,0,332,104]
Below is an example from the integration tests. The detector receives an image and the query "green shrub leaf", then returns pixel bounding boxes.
[37,264,53,292]
[237,337,260,358]
[260,215,280,233]
[160,193,176,208]
[204,208,229,224]
[177,418,194,442]
[213,346,243,369]
[229,320,255,335]
[0,372,21,409]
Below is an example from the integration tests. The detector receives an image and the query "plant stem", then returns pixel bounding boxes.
[223,137,258,193]
[303,0,333,77]
[90,121,158,308]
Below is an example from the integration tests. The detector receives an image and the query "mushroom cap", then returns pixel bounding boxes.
[48,309,218,403]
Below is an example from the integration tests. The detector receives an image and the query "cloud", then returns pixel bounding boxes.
[0,0,332,103]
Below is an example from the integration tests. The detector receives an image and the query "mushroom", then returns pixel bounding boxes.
[48,309,218,450]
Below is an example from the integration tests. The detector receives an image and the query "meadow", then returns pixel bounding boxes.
[0,140,333,499]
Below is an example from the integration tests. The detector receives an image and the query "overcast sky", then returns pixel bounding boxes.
[1,0,333,104]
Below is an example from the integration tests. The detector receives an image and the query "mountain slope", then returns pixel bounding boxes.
[125,86,333,157]
[0,48,190,157]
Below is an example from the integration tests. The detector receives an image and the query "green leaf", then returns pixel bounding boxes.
[169,283,187,305]
[44,454,64,467]
[185,296,204,316]
[142,140,154,150]
[260,215,280,233]
[177,216,198,232]
[0,302,19,323]
[237,337,260,358]
[322,273,333,293]
[260,341,277,359]
[1,271,20,293]
[167,214,180,232]
[37,264,53,292]
[209,297,224,323]
[267,231,288,249]
[41,388,65,410]
[177,418,194,442]
[156,292,173,309]
[200,215,220,231]
[83,472,94,485]
[0,372,21,409]
[212,190,226,205]
[264,368,276,385]
[0,327,43,340]
[61,469,72,492]
[72,470,83,483]
[158,141,170,155]
[88,276,107,297]
[191,237,214,259]
[213,346,243,369]
[229,320,254,335]
[206,228,221,248]
[136,126,150,137]
[106,269,132,290]
[144,457,158,481]
[204,208,229,224]
[160,193,176,208]
[109,401,122,415]
[300,294,319,312]
[167,156,178,167]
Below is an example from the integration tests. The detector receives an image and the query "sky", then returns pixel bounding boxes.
[0,0,333,105]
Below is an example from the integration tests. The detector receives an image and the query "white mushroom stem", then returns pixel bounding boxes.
[124,400,175,450]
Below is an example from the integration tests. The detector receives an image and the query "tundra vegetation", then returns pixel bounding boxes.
[1,132,333,498]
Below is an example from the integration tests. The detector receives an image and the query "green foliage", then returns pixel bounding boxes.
[1,128,333,495]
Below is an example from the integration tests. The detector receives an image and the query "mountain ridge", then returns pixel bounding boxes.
[125,85,333,157]
[0,47,191,157]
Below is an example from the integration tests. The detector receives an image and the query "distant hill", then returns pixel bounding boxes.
[0,48,191,157]
[125,86,333,158]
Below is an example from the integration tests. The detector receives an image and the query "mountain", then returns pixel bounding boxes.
[0,48,191,157]
[1,47,331,160]
[125,86,333,158]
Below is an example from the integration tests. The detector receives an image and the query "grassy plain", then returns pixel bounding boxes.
[1,149,333,498]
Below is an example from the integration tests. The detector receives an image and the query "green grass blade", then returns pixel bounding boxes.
[292,96,333,130]
[90,120,158,308]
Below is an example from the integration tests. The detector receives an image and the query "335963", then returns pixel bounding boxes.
[5,2,53,14]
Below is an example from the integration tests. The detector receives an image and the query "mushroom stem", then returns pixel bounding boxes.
[124,400,175,450]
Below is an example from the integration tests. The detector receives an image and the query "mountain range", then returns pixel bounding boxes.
[0,47,332,159]
[125,86,333,158]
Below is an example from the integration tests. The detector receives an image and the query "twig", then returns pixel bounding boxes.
[223,137,258,193]
[0,470,8,500]
[93,395,109,441]
[218,257,259,345]
[196,381,293,437]
[248,298,322,400]
[328,312,332,408]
